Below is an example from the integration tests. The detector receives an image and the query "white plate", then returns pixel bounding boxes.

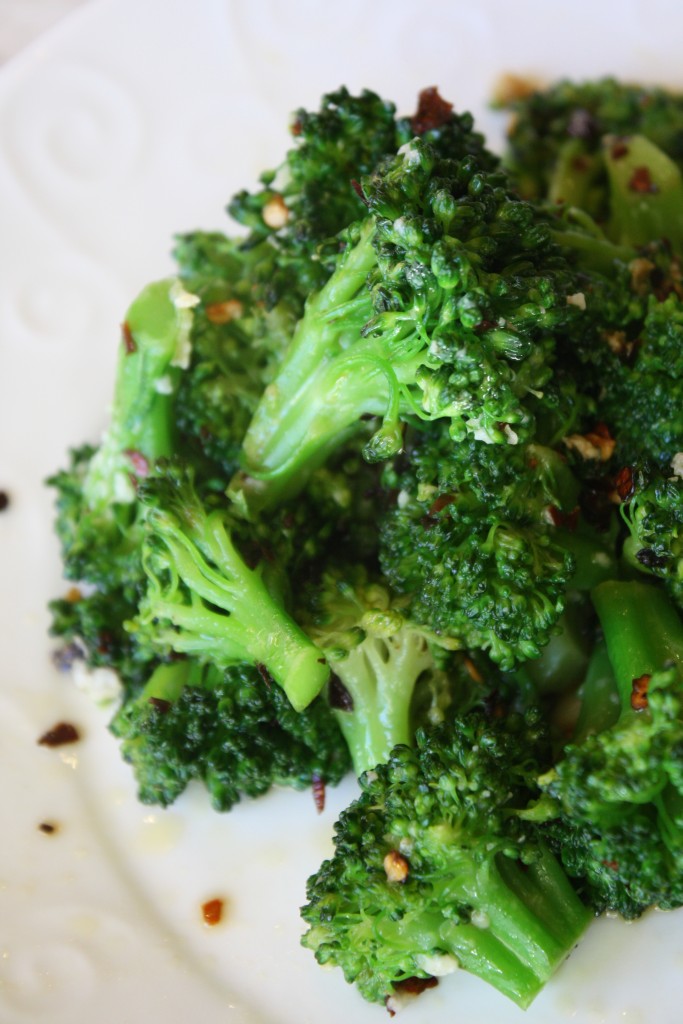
[1,1,682,1022]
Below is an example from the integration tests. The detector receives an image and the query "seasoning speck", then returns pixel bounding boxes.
[631,674,651,711]
[0,490,9,511]
[38,722,81,747]
[312,773,326,813]
[38,821,59,835]
[384,850,410,883]
[629,166,658,194]
[201,897,225,927]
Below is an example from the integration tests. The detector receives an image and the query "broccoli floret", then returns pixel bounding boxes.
[47,280,202,683]
[110,659,350,810]
[378,425,614,669]
[503,78,683,214]
[48,279,196,588]
[539,580,683,917]
[302,568,464,776]
[228,86,497,309]
[128,462,330,711]
[234,131,578,511]
[301,708,591,1009]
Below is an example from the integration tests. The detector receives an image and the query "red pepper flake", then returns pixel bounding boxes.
[547,505,580,531]
[125,449,150,478]
[602,859,619,871]
[410,87,453,135]
[571,155,591,173]
[610,140,630,160]
[148,697,172,714]
[97,630,114,656]
[463,656,484,684]
[631,673,651,711]
[38,722,80,747]
[629,166,658,194]
[312,773,326,813]
[474,319,497,333]
[615,466,636,502]
[255,662,273,687]
[201,898,225,927]
[387,970,440,1011]
[350,178,370,207]
[38,821,59,835]
[0,490,9,511]
[205,299,243,324]
[329,674,354,711]
[428,493,456,516]
[121,321,136,354]
[290,117,303,137]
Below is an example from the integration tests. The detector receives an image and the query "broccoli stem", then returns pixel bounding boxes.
[591,580,683,715]
[603,134,683,252]
[572,640,620,743]
[83,279,196,512]
[239,221,377,497]
[380,845,590,1008]
[329,628,435,776]
[139,505,329,711]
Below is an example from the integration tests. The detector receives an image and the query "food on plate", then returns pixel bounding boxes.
[48,80,683,1010]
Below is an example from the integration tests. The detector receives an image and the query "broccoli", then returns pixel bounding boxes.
[228,86,497,309]
[128,462,330,711]
[301,707,591,1009]
[619,464,683,610]
[502,78,683,216]
[110,659,350,810]
[48,278,197,589]
[378,424,615,669]
[47,279,202,686]
[234,133,579,511]
[538,580,683,917]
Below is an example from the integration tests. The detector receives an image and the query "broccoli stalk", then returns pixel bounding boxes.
[303,570,457,776]
[302,711,591,1009]
[603,134,683,252]
[329,625,438,777]
[130,466,329,711]
[83,278,198,512]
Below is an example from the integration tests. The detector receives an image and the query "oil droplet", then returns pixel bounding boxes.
[136,813,184,854]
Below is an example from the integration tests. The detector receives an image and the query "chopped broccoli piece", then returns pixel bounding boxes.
[110,660,350,809]
[129,462,330,711]
[302,708,590,1009]
[539,581,683,917]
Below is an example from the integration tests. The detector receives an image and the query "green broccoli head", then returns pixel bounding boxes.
[378,427,583,668]
[301,707,590,1009]
[110,660,350,810]
[228,86,498,309]
[539,581,683,917]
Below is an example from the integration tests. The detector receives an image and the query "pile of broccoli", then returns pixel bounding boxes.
[49,79,683,1012]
